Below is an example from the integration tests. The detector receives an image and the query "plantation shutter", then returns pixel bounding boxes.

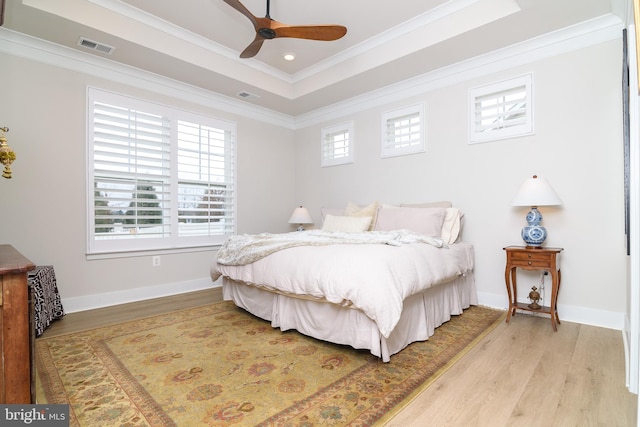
[177,121,235,236]
[474,86,527,131]
[381,104,425,158]
[321,122,353,167]
[92,102,171,240]
[469,74,533,143]
[88,88,237,255]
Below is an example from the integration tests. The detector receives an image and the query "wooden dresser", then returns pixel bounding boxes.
[0,245,35,403]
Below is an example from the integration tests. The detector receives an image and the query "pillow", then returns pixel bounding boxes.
[441,208,463,244]
[374,207,446,238]
[400,201,453,208]
[344,201,379,230]
[322,214,372,232]
[321,207,344,221]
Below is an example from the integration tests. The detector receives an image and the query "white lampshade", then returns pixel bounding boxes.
[512,175,562,207]
[288,206,313,230]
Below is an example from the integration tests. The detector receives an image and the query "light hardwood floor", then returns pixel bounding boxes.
[39,288,638,427]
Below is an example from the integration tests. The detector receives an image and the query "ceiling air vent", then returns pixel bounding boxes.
[236,91,260,101]
[77,37,115,55]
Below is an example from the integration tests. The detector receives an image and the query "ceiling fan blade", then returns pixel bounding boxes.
[240,37,265,58]
[223,0,258,28]
[274,25,347,41]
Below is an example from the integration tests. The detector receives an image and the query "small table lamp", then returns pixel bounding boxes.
[511,175,562,247]
[288,206,313,231]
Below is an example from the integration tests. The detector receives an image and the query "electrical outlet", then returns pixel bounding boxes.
[152,255,161,267]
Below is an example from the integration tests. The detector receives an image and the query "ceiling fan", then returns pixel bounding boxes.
[223,0,347,58]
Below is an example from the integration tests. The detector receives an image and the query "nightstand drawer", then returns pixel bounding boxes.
[509,251,553,268]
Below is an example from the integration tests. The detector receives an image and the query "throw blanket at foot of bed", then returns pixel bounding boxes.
[212,231,474,339]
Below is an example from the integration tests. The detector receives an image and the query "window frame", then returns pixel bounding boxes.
[321,121,354,167]
[86,87,237,256]
[468,73,534,144]
[381,103,426,158]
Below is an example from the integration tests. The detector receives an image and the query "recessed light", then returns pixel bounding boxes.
[283,52,295,61]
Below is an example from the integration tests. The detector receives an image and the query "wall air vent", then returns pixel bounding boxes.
[236,91,260,101]
[77,37,115,55]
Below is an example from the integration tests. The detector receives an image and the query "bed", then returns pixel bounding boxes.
[211,201,477,362]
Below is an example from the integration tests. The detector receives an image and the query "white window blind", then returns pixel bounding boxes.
[381,104,425,158]
[88,88,236,254]
[321,122,354,167]
[469,74,533,144]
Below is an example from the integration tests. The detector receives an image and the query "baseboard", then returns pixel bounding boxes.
[477,291,625,331]
[61,277,222,313]
[62,285,625,330]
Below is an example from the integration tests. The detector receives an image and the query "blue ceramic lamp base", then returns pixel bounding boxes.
[521,207,547,247]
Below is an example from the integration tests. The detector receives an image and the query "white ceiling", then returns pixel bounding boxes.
[2,0,622,116]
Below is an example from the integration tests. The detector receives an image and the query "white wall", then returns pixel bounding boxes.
[293,39,627,328]
[0,28,627,329]
[0,53,296,311]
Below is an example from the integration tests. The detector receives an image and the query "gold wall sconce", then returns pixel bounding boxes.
[0,127,16,179]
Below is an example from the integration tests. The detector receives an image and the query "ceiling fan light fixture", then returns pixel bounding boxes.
[283,52,295,61]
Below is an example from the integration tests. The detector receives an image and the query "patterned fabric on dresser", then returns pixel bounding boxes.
[28,265,64,337]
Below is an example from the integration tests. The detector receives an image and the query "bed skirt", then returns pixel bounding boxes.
[222,272,477,362]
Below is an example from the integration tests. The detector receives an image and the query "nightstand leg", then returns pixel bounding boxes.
[505,266,512,323]
[549,269,560,331]
[555,269,562,326]
[505,267,518,323]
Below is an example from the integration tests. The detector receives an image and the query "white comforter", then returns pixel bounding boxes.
[212,231,474,338]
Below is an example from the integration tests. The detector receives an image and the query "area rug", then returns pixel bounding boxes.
[36,301,504,426]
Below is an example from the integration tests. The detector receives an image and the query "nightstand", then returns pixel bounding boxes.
[503,246,563,331]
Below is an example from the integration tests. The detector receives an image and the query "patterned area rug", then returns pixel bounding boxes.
[36,301,504,426]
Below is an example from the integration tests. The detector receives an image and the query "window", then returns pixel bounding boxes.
[381,104,425,158]
[469,74,533,144]
[87,88,236,255]
[321,122,354,167]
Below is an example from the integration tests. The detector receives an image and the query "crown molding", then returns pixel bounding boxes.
[88,0,294,83]
[88,0,497,86]
[294,14,624,129]
[0,13,623,130]
[0,27,296,129]
[290,0,500,83]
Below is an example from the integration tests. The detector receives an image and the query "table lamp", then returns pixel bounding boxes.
[511,175,562,247]
[288,206,313,231]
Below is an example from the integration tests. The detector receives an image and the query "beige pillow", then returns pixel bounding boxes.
[322,215,372,232]
[441,208,463,244]
[344,201,379,230]
[374,207,446,238]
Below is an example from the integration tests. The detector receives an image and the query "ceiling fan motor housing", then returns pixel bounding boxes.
[258,28,276,39]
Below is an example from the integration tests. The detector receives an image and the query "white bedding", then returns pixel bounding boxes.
[212,231,474,338]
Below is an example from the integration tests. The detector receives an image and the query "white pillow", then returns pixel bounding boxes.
[374,207,446,238]
[322,214,372,232]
